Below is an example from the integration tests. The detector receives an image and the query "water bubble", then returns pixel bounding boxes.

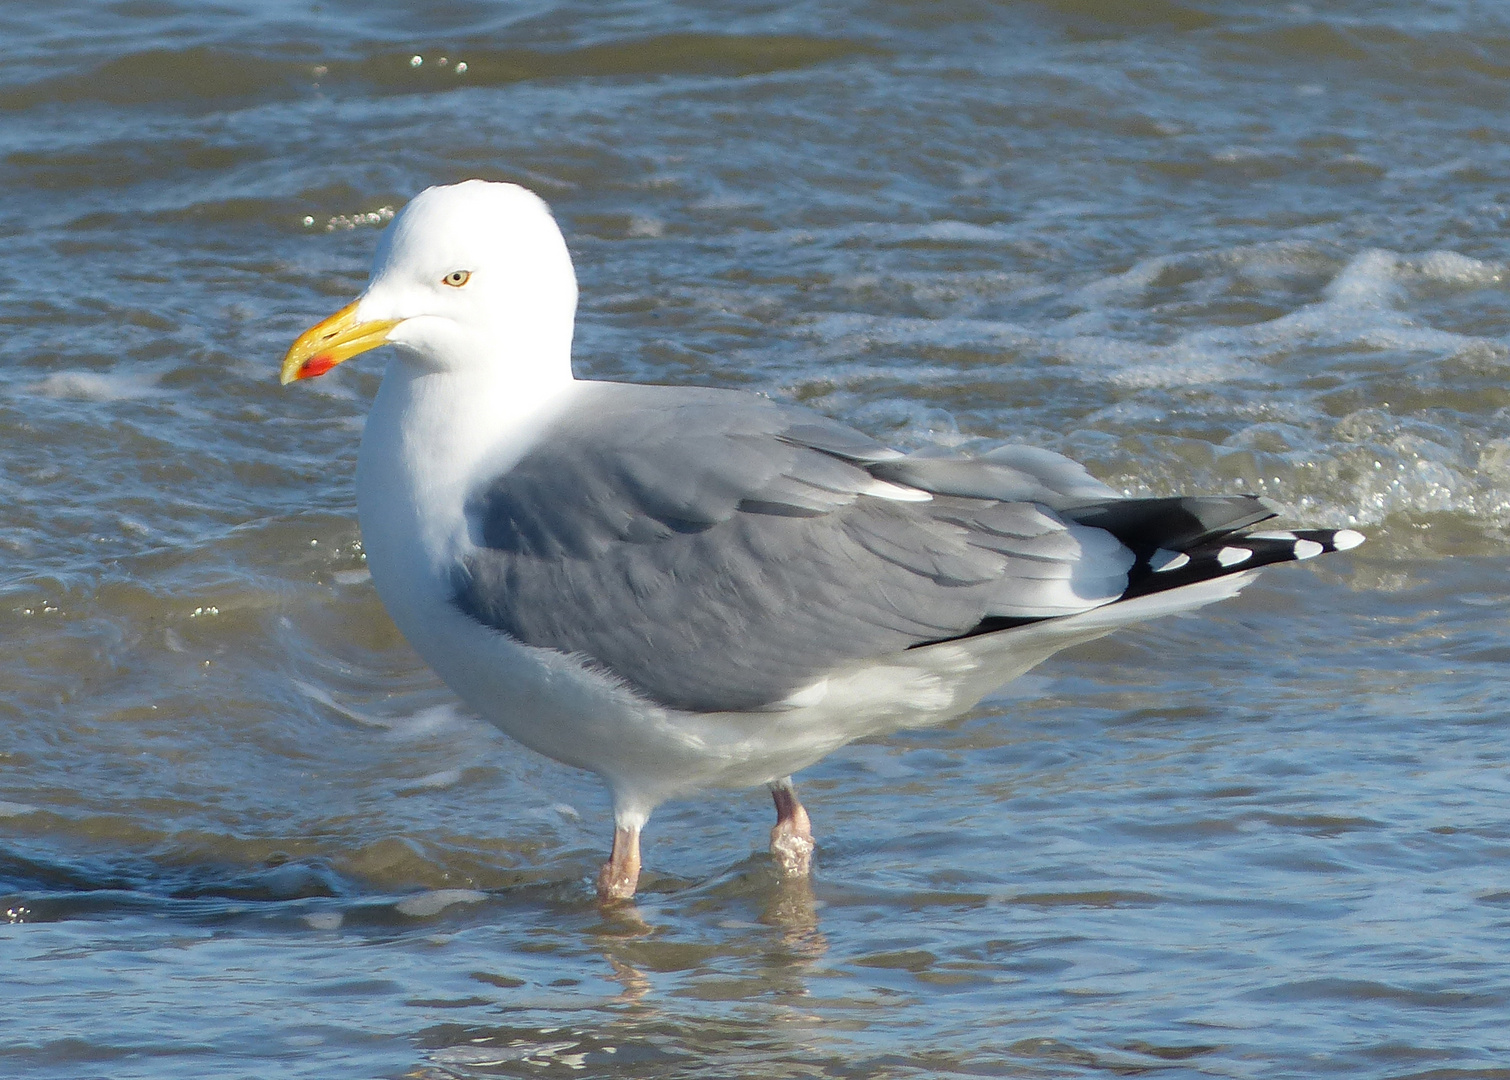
[455,61,468,74]
[302,216,315,227]
[410,55,423,68]
[322,206,396,231]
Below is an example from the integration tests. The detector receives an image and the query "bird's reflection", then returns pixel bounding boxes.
[604,952,653,1005]
[758,872,828,963]
[590,854,830,1007]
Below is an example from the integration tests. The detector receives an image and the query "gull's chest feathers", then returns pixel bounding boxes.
[354,361,580,635]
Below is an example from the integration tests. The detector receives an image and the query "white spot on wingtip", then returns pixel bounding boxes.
[1150,549,1189,572]
[1294,539,1324,560]
[1217,546,1252,567]
[1332,529,1365,550]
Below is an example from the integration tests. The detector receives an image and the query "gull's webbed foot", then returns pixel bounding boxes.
[769,777,815,878]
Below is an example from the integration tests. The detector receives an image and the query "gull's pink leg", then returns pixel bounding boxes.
[769,777,815,877]
[596,822,642,902]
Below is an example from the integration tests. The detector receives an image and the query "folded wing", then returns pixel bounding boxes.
[452,383,1280,713]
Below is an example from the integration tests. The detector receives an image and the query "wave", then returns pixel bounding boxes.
[0,34,879,112]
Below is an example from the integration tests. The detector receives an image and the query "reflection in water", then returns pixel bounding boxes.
[604,952,653,1006]
[595,901,656,1006]
[758,874,827,965]
[404,863,834,1077]
[594,860,828,1009]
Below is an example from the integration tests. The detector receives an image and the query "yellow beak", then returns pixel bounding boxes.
[280,300,401,385]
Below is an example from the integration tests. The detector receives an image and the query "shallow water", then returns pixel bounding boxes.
[5,1,1510,1076]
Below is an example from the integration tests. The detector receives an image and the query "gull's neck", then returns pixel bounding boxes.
[356,351,580,606]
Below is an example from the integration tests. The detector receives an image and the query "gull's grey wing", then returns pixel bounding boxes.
[453,382,1141,712]
[867,443,1120,508]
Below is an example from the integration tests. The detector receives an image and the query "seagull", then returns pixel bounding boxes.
[281,180,1363,902]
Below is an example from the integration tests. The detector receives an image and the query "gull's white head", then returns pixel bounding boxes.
[281,180,578,384]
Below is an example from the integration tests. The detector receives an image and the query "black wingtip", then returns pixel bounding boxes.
[1122,526,1364,601]
[1059,495,1276,557]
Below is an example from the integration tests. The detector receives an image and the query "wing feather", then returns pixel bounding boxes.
[453,383,1241,712]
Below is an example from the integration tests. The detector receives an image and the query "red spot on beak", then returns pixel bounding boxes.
[299,354,337,379]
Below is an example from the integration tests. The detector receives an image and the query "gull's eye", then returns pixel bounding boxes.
[442,270,471,287]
